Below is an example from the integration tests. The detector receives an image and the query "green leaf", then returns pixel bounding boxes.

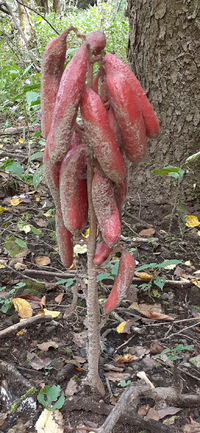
[161,348,171,354]
[97,272,111,282]
[135,263,158,272]
[29,152,43,161]
[30,225,41,235]
[185,151,200,164]
[168,355,178,361]
[158,259,182,268]
[6,162,23,176]
[56,279,69,285]
[111,261,119,275]
[15,239,27,248]
[153,276,166,290]
[65,278,75,288]
[174,344,194,352]
[152,166,183,177]
[33,165,43,190]
[51,392,65,410]
[26,91,40,105]
[14,282,26,289]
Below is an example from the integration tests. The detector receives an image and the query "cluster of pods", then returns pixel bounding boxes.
[42,28,159,314]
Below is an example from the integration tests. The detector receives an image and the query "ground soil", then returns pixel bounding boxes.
[1,129,200,433]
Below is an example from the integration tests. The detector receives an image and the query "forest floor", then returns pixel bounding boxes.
[1,128,200,433]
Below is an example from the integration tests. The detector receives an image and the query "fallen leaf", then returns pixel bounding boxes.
[73,331,88,348]
[43,309,60,318]
[139,228,155,237]
[12,298,32,318]
[191,279,200,289]
[150,340,165,355]
[129,302,174,321]
[35,408,64,433]
[27,352,51,370]
[137,371,154,388]
[65,378,78,396]
[40,295,46,309]
[55,293,64,304]
[138,404,150,416]
[163,415,178,425]
[104,372,131,382]
[14,262,27,270]
[145,407,159,421]
[158,406,182,420]
[0,206,8,213]
[186,215,200,228]
[17,294,42,310]
[37,341,58,351]
[185,260,191,266]
[10,198,23,206]
[182,418,200,432]
[117,320,133,334]
[35,219,48,227]
[74,244,87,255]
[73,356,86,364]
[35,256,51,266]
[134,271,153,280]
[103,364,124,372]
[0,259,7,269]
[19,224,31,233]
[115,354,138,364]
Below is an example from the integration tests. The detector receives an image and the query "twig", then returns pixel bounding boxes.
[23,268,76,279]
[0,314,52,339]
[1,262,46,284]
[162,321,200,340]
[122,219,138,235]
[15,0,59,34]
[63,283,78,318]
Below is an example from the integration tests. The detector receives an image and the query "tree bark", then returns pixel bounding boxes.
[127,0,200,206]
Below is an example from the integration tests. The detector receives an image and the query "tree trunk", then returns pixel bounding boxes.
[127,0,200,208]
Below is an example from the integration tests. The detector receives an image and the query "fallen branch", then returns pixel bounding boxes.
[23,268,76,279]
[0,314,52,339]
[0,360,33,388]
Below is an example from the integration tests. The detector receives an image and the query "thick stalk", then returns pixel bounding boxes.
[85,45,105,397]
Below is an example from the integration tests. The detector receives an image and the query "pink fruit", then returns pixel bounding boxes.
[55,209,73,268]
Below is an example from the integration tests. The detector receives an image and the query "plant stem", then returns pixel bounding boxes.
[85,44,105,396]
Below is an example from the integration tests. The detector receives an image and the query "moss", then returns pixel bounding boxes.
[22,279,44,296]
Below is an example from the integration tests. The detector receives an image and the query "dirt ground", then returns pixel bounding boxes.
[1,130,200,433]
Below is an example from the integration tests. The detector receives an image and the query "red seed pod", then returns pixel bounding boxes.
[105,53,159,138]
[80,85,126,183]
[59,144,88,234]
[85,31,106,54]
[114,180,127,214]
[93,241,112,266]
[103,249,135,314]
[105,72,147,165]
[92,169,121,247]
[43,144,61,208]
[107,105,121,148]
[70,131,82,150]
[41,29,70,139]
[55,209,73,269]
[47,43,88,164]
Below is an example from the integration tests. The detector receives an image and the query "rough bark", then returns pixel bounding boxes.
[127,0,200,206]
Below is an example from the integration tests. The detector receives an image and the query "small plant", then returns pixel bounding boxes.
[135,259,182,295]
[153,150,200,234]
[118,379,132,388]
[0,282,26,313]
[37,385,65,411]
[161,344,194,361]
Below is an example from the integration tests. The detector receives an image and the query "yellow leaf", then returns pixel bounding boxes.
[19,138,24,143]
[162,262,177,270]
[191,279,200,289]
[0,206,8,213]
[35,196,40,202]
[198,231,200,237]
[115,353,138,363]
[16,330,24,336]
[12,298,32,318]
[186,215,200,227]
[10,198,23,206]
[135,271,152,280]
[185,260,191,266]
[43,309,60,318]
[117,322,127,333]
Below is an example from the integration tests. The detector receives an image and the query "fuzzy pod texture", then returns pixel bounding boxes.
[92,169,121,247]
[55,209,73,268]
[114,180,127,214]
[41,29,70,139]
[80,85,126,183]
[47,43,88,164]
[105,72,147,165]
[103,249,135,314]
[107,105,121,148]
[93,241,112,266]
[59,144,88,234]
[43,143,61,208]
[70,131,82,150]
[85,31,106,54]
[93,71,101,94]
[105,53,159,138]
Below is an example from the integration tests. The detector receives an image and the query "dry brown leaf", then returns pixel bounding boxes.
[73,356,86,364]
[55,293,64,304]
[139,228,155,237]
[35,218,48,227]
[158,406,182,420]
[104,372,131,382]
[103,364,124,372]
[138,405,150,416]
[130,302,174,321]
[150,340,165,355]
[73,331,88,348]
[40,295,46,309]
[27,352,51,370]
[37,341,58,351]
[9,249,30,266]
[65,378,78,396]
[145,407,159,421]
[14,263,27,270]
[35,256,51,266]
[12,298,32,318]
[17,294,41,310]
[117,320,133,334]
[35,408,64,433]
[182,418,200,433]
[114,354,138,364]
